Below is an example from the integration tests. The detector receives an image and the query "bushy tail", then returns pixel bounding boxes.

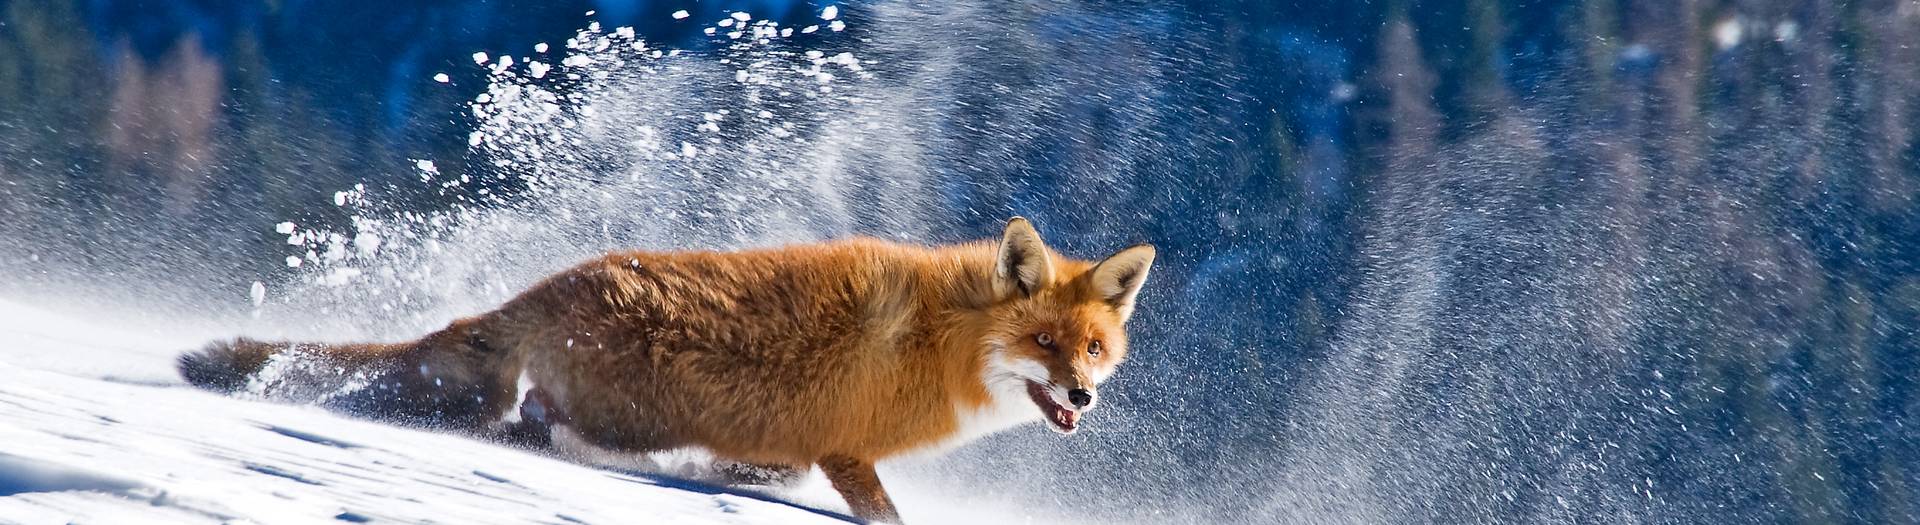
[177,317,520,430]
[176,338,286,393]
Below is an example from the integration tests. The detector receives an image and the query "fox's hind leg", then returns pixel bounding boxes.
[714,461,808,488]
[497,385,569,449]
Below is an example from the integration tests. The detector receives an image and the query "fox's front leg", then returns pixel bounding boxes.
[819,454,902,524]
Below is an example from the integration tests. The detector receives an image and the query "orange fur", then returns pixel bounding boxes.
[180,218,1154,523]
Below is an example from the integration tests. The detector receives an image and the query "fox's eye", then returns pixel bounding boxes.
[1035,332,1054,348]
[1089,341,1102,357]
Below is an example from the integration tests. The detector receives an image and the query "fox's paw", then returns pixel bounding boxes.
[714,461,808,488]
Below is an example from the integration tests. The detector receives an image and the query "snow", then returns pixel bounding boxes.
[322,267,363,286]
[1714,17,1743,50]
[1774,20,1799,42]
[0,299,853,524]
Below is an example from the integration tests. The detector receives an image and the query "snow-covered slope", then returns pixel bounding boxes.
[0,299,856,524]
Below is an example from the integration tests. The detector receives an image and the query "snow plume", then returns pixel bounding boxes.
[268,10,919,340]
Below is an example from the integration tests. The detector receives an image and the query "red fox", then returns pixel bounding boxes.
[179,217,1154,523]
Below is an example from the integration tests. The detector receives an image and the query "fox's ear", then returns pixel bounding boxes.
[1090,244,1155,321]
[993,217,1055,299]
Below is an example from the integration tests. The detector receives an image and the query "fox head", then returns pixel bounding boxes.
[980,217,1154,435]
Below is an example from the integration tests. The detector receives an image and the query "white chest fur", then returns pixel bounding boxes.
[909,366,1043,457]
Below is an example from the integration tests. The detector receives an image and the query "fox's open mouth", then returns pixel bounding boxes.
[1025,381,1080,434]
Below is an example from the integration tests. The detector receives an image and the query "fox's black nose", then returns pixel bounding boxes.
[1067,389,1093,408]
